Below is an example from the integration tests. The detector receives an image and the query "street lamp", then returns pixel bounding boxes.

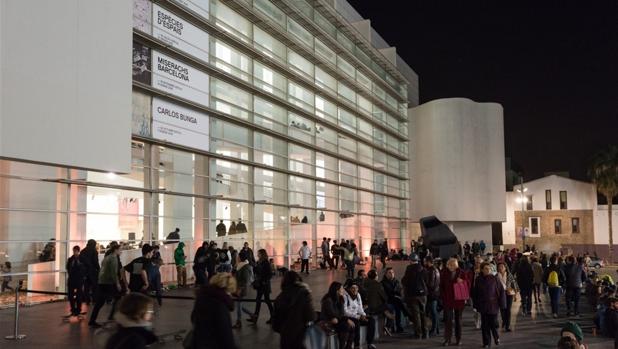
[515,177,528,251]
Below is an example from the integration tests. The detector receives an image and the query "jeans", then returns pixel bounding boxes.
[332,255,339,269]
[67,283,83,316]
[351,317,376,346]
[254,287,273,319]
[301,259,309,273]
[480,313,499,346]
[426,299,439,335]
[565,287,581,314]
[345,260,354,278]
[520,288,533,314]
[406,296,427,337]
[533,283,541,302]
[89,284,119,324]
[149,268,162,305]
[500,294,514,330]
[444,308,462,344]
[549,287,561,315]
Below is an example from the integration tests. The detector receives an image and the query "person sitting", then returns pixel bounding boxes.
[344,280,377,349]
[363,270,395,321]
[321,282,354,349]
[381,267,408,333]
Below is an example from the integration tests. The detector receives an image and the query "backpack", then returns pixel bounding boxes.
[547,270,560,287]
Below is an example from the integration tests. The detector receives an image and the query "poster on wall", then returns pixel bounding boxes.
[152,97,209,151]
[132,91,152,137]
[133,0,152,34]
[171,0,209,20]
[151,50,209,106]
[133,42,152,85]
[152,4,209,63]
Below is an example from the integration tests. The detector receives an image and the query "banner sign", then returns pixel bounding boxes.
[152,97,209,151]
[152,4,209,63]
[171,0,209,20]
[151,50,209,106]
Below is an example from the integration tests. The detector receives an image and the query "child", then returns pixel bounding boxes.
[1,262,13,292]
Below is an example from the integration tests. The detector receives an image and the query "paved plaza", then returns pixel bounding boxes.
[1,261,615,349]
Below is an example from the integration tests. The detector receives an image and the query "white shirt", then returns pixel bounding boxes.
[343,292,366,319]
[299,245,311,259]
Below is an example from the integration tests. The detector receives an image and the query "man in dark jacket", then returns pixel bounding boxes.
[331,241,340,269]
[402,254,428,339]
[364,269,388,315]
[544,256,566,318]
[564,256,586,316]
[424,256,441,336]
[272,271,315,349]
[370,240,380,269]
[381,267,407,333]
[79,239,100,304]
[66,245,86,317]
[515,255,534,316]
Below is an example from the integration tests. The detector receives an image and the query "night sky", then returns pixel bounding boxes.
[350,1,618,181]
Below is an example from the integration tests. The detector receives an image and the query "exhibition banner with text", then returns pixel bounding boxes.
[151,50,210,106]
[153,4,209,63]
[152,97,209,151]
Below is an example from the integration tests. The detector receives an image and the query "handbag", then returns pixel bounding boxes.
[453,281,470,301]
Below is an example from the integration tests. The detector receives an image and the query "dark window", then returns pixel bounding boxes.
[560,191,568,209]
[554,219,562,234]
[545,190,552,210]
[530,217,540,235]
[526,195,533,211]
[572,218,580,233]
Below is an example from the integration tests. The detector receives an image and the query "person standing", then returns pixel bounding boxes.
[424,256,441,337]
[174,241,187,287]
[473,262,506,348]
[544,256,566,318]
[381,267,407,333]
[232,251,254,329]
[564,256,586,317]
[299,241,311,275]
[66,245,86,317]
[190,273,238,349]
[380,239,389,268]
[193,242,208,287]
[321,237,331,269]
[497,262,518,332]
[402,253,428,339]
[1,261,13,292]
[148,245,163,306]
[272,271,316,349]
[532,256,544,304]
[515,255,534,316]
[248,249,274,324]
[342,243,356,279]
[441,258,467,347]
[89,244,122,327]
[104,293,157,349]
[331,240,340,269]
[241,242,256,266]
[321,282,355,349]
[80,239,100,305]
[370,240,380,269]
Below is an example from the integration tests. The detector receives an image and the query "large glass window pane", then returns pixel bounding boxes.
[288,50,314,80]
[315,67,337,95]
[287,17,313,47]
[210,159,250,200]
[254,97,287,134]
[373,149,386,170]
[338,82,356,104]
[253,0,285,27]
[336,31,354,53]
[373,128,386,147]
[315,38,336,65]
[315,95,337,124]
[253,26,286,62]
[316,181,338,210]
[254,168,287,204]
[357,143,373,166]
[359,191,374,215]
[288,113,314,144]
[214,1,251,42]
[288,176,315,207]
[288,144,313,175]
[213,39,251,82]
[212,199,250,237]
[211,78,251,120]
[338,108,356,133]
[373,83,386,102]
[254,61,287,99]
[339,160,357,186]
[253,132,288,170]
[356,70,372,91]
[210,119,250,160]
[253,203,287,263]
[339,186,357,212]
[314,11,336,37]
[315,124,337,150]
[357,119,372,141]
[337,56,355,78]
[288,81,314,112]
[315,152,338,182]
[359,166,374,191]
[357,95,372,116]
[337,134,356,159]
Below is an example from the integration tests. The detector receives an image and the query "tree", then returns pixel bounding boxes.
[588,145,618,263]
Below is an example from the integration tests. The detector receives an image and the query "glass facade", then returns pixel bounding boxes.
[0,0,414,294]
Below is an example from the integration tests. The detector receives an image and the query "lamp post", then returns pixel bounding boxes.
[516,176,528,252]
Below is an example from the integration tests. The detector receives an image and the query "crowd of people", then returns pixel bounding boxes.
[53,235,618,349]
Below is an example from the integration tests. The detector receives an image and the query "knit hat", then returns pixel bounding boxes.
[561,321,583,343]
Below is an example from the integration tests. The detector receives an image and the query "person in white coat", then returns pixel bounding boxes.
[298,241,312,275]
[344,281,377,349]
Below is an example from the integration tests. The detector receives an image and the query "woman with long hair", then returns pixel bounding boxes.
[440,258,467,346]
[321,281,354,349]
[497,262,518,332]
[248,249,274,324]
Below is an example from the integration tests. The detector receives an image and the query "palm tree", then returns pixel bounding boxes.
[588,145,618,263]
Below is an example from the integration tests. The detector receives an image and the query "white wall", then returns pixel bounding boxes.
[409,98,506,223]
[450,221,493,251]
[595,205,618,245]
[0,0,132,173]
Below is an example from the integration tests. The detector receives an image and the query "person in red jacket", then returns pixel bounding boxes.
[440,257,468,346]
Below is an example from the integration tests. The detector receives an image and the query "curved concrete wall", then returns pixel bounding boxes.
[409,98,506,223]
